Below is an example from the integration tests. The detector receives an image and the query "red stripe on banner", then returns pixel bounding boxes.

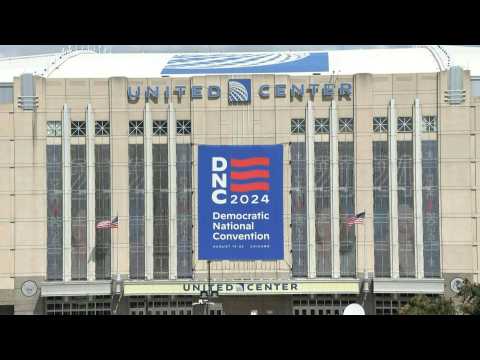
[230,182,270,192]
[231,157,270,168]
[230,169,270,180]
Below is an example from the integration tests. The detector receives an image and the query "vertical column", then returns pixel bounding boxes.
[144,103,154,280]
[168,103,177,279]
[86,104,96,281]
[330,100,340,278]
[62,104,71,282]
[306,101,316,278]
[389,99,399,279]
[413,98,424,278]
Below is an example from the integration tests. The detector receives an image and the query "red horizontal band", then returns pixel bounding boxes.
[231,157,270,167]
[230,182,270,192]
[230,169,270,180]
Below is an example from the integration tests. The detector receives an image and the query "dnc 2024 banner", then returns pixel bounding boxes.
[198,145,284,260]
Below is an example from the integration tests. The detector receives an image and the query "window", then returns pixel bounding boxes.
[422,116,437,133]
[0,84,13,104]
[153,120,168,136]
[47,145,63,280]
[71,121,86,136]
[315,142,331,277]
[291,119,305,134]
[129,144,145,279]
[339,142,355,277]
[95,121,110,136]
[95,144,111,280]
[177,144,193,278]
[129,121,144,136]
[397,117,413,132]
[315,118,329,134]
[291,142,307,277]
[397,141,415,277]
[339,118,353,133]
[71,144,87,280]
[472,78,480,97]
[373,142,390,277]
[153,144,169,279]
[176,120,191,135]
[47,121,62,137]
[373,117,388,133]
[422,141,440,278]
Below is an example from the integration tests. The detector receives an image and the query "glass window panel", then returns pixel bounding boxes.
[373,142,390,277]
[177,144,192,278]
[95,144,111,280]
[47,145,63,280]
[129,144,145,279]
[291,142,307,277]
[422,141,440,277]
[153,144,169,279]
[397,141,415,277]
[339,142,355,277]
[71,144,87,280]
[314,142,331,277]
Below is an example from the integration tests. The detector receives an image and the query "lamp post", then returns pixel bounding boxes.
[197,260,219,315]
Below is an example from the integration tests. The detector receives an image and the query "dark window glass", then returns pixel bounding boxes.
[153,120,168,136]
[129,121,144,136]
[291,142,307,277]
[129,144,145,279]
[47,145,63,280]
[71,144,87,280]
[95,121,110,136]
[95,144,111,280]
[339,142,355,277]
[397,141,415,277]
[315,142,331,277]
[291,119,305,134]
[71,121,86,136]
[177,144,192,278]
[176,120,191,135]
[153,144,169,279]
[422,141,440,277]
[315,118,329,134]
[373,142,390,277]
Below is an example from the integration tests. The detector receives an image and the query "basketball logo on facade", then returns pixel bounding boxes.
[228,79,251,104]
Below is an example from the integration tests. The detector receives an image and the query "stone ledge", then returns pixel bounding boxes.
[373,278,444,294]
[40,281,112,297]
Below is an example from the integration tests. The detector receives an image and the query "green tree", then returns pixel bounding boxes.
[399,295,457,315]
[456,279,480,315]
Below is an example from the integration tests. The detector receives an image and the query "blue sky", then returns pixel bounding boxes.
[0,45,411,57]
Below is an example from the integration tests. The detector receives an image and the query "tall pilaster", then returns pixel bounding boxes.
[62,104,71,282]
[86,104,96,281]
[413,98,424,278]
[389,99,400,279]
[144,103,154,280]
[168,103,177,279]
[330,101,340,278]
[306,100,316,278]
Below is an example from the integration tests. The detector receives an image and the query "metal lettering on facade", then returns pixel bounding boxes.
[127,82,353,103]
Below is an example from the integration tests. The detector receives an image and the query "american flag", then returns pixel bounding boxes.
[96,216,118,229]
[346,212,365,227]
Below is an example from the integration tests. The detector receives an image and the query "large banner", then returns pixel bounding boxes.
[198,145,283,260]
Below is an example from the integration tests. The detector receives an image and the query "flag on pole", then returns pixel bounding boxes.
[96,216,118,229]
[346,212,365,227]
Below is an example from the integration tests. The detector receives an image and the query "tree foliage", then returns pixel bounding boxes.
[456,279,480,315]
[399,295,457,315]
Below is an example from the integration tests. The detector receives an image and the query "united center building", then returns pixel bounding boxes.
[0,46,479,315]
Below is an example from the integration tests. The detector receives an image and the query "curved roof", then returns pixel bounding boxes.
[1,46,479,82]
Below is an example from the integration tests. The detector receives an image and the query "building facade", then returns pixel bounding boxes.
[0,47,479,315]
